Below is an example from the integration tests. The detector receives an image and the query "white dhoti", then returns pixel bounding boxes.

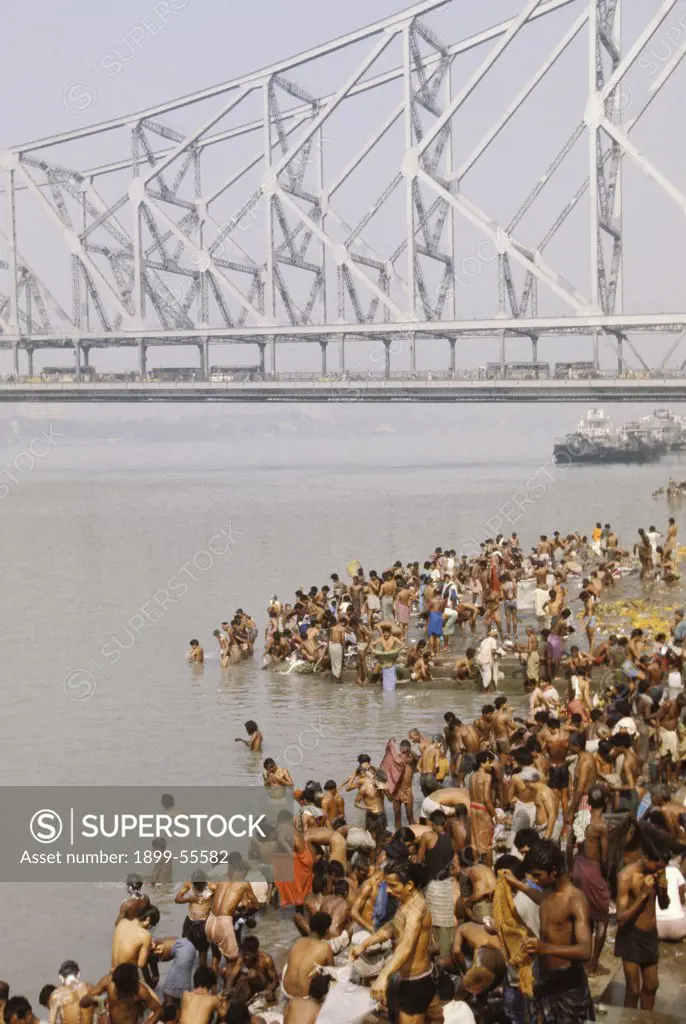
[329,642,343,679]
[480,662,502,689]
[512,799,537,835]
[534,587,549,620]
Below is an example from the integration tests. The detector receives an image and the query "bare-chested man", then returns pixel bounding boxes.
[112,907,159,970]
[354,770,390,850]
[458,847,496,924]
[328,619,346,684]
[47,962,95,1024]
[205,866,259,972]
[187,640,204,664]
[615,832,671,1010]
[262,759,294,789]
[223,936,278,1006]
[178,967,227,1024]
[541,718,571,840]
[175,872,217,968]
[116,875,151,924]
[282,912,334,998]
[81,964,163,1024]
[469,752,497,867]
[492,696,516,764]
[516,840,594,1022]
[234,720,262,752]
[351,862,442,1024]
[283,975,331,1024]
[657,693,686,787]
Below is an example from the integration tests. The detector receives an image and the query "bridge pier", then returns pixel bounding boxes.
[199,339,209,381]
[500,332,506,374]
[73,344,81,380]
[449,338,456,378]
[12,344,19,378]
[82,345,90,370]
[384,339,391,379]
[138,340,147,378]
[531,337,538,362]
[26,346,34,378]
[617,338,624,375]
[258,342,266,376]
[320,341,327,375]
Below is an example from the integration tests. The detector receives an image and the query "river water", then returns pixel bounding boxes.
[2,403,686,998]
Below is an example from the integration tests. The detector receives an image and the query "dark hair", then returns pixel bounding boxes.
[523,838,564,876]
[333,879,350,897]
[386,860,428,889]
[513,828,540,852]
[357,753,371,764]
[324,779,337,791]
[193,966,217,989]
[494,695,507,708]
[0,984,9,1003]
[161,793,175,810]
[241,936,260,954]
[140,906,160,928]
[309,975,332,1002]
[225,1001,251,1024]
[482,704,495,715]
[612,733,632,749]
[458,845,479,868]
[112,964,139,996]
[245,720,258,733]
[569,732,586,751]
[588,786,606,811]
[436,974,456,1002]
[476,750,495,766]
[494,854,525,879]
[326,860,345,879]
[309,911,333,938]
[3,999,32,1023]
[58,961,79,978]
[512,748,533,767]
[38,987,56,1010]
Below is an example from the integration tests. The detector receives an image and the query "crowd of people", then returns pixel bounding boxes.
[10,520,686,1024]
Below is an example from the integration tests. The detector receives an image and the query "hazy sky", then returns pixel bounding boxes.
[2,0,685,376]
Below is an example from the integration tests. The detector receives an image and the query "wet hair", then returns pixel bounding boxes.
[190,639,199,646]
[241,936,260,954]
[482,704,495,715]
[58,961,79,978]
[429,810,447,826]
[38,987,56,1010]
[309,912,333,938]
[245,720,258,733]
[386,860,428,890]
[4,999,32,1023]
[588,786,606,811]
[193,966,217,990]
[225,1003,250,1024]
[263,758,276,770]
[324,779,337,791]
[494,854,525,879]
[309,975,332,1002]
[140,906,160,928]
[513,829,540,852]
[523,838,564,876]
[512,748,534,767]
[476,750,495,766]
[357,753,371,764]
[161,794,175,810]
[112,964,139,996]
[569,732,586,751]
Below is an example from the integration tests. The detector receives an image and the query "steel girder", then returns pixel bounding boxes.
[1,0,686,377]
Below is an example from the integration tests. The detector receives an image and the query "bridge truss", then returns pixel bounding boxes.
[1,0,686,380]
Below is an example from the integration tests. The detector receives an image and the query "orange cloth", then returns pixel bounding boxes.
[493,875,535,998]
[274,841,315,907]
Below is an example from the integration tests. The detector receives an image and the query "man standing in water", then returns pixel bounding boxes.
[372,623,403,692]
[351,862,442,1024]
[205,866,259,973]
[175,872,216,968]
[328,617,346,684]
[426,591,446,657]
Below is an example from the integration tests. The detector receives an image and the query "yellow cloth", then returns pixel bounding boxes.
[493,875,535,998]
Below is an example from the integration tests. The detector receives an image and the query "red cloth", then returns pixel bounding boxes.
[572,854,610,921]
[380,738,406,795]
[274,842,315,907]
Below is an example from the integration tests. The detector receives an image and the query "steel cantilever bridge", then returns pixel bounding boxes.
[2,0,686,403]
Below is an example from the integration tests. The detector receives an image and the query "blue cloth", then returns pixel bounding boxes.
[674,621,686,643]
[427,611,444,637]
[163,938,196,999]
[382,666,396,691]
[372,881,398,930]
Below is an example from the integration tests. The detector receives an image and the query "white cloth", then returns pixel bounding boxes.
[442,1002,477,1024]
[656,864,686,920]
[612,716,638,737]
[668,669,683,691]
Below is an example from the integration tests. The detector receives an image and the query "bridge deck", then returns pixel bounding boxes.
[2,378,686,402]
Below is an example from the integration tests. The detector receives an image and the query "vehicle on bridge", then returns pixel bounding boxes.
[553,362,601,379]
[41,366,96,383]
[145,367,201,382]
[209,366,265,382]
[482,362,550,380]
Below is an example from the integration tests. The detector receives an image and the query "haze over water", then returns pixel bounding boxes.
[3,401,686,997]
